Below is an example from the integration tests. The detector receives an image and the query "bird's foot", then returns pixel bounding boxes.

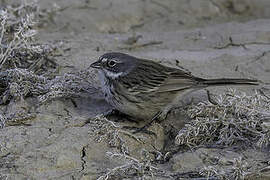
[104,109,139,123]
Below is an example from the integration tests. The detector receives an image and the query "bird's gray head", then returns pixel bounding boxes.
[90,52,137,79]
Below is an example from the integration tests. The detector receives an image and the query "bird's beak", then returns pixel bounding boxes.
[90,61,102,69]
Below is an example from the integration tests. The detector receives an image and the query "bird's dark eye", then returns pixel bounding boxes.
[107,60,117,68]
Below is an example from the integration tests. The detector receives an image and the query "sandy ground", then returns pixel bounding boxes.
[0,0,270,179]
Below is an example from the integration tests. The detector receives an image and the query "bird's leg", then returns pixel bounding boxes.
[132,111,163,134]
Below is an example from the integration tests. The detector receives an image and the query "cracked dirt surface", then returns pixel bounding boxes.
[0,0,270,179]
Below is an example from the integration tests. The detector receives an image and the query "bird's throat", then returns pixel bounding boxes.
[103,69,123,79]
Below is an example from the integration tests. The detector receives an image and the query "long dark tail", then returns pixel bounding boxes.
[202,78,259,86]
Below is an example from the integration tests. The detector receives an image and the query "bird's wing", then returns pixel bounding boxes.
[123,71,167,93]
[122,62,201,94]
[155,69,201,93]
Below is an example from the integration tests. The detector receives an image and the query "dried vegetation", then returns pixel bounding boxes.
[176,89,270,149]
[88,115,167,180]
[0,1,96,127]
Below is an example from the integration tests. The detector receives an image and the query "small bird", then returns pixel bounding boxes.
[90,52,258,123]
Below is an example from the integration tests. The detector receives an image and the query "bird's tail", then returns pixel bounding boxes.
[202,78,259,86]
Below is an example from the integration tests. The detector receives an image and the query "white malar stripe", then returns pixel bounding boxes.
[104,69,123,79]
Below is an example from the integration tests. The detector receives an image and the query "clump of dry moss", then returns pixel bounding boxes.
[175,89,270,148]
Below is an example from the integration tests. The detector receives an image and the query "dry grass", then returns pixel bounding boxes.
[0,1,60,73]
[0,1,92,127]
[0,1,37,69]
[175,89,270,148]
[97,151,163,180]
[200,157,252,180]
[87,116,168,180]
[0,68,99,127]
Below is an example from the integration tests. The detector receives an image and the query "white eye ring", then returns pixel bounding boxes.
[107,60,117,67]
[101,58,108,63]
